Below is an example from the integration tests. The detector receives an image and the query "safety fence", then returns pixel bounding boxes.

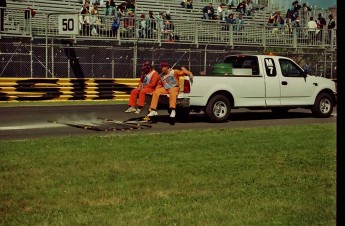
[0,78,139,102]
[0,77,337,103]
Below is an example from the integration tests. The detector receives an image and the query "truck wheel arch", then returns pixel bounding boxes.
[208,91,234,108]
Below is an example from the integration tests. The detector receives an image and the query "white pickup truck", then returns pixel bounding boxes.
[147,54,337,122]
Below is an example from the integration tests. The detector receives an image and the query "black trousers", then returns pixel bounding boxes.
[0,9,5,31]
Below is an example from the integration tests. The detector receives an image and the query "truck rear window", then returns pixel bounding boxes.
[223,56,259,75]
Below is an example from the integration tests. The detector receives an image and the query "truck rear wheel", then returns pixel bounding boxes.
[312,93,334,118]
[205,95,231,122]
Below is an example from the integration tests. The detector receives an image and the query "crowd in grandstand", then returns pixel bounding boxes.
[0,0,337,45]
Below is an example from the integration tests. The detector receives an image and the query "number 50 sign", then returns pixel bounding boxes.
[58,15,79,35]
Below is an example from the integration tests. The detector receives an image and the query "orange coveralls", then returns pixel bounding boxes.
[128,69,160,108]
[149,69,186,110]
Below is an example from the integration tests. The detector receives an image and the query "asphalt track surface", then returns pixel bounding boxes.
[0,104,337,141]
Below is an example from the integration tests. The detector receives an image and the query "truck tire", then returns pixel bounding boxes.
[205,95,231,122]
[312,93,334,118]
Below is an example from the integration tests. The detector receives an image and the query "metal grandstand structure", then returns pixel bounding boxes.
[0,0,337,79]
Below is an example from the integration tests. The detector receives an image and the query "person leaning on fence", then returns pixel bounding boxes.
[125,61,160,114]
[146,62,193,118]
[307,16,317,44]
[234,13,244,33]
[79,7,90,35]
[291,15,301,37]
[223,13,236,31]
[316,13,326,41]
[327,14,336,44]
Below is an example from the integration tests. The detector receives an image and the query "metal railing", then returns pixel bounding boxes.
[0,8,337,49]
[0,9,337,79]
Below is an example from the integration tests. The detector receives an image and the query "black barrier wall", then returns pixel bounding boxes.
[0,78,139,101]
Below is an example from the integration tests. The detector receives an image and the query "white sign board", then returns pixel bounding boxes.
[58,15,79,35]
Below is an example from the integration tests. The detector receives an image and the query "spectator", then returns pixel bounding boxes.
[303,62,312,73]
[216,3,226,21]
[327,14,336,29]
[181,0,193,10]
[0,0,6,32]
[291,1,301,21]
[224,13,236,31]
[301,3,310,22]
[267,11,279,27]
[164,11,174,32]
[291,15,301,37]
[80,0,90,12]
[307,16,317,44]
[147,11,156,38]
[117,2,128,21]
[89,2,98,14]
[276,11,285,29]
[136,14,147,38]
[89,6,100,35]
[146,62,193,119]
[236,0,246,15]
[124,9,135,31]
[79,6,90,35]
[125,61,160,114]
[246,0,253,16]
[285,17,292,34]
[228,0,236,7]
[224,5,233,19]
[234,13,244,32]
[316,13,326,29]
[327,14,336,44]
[186,0,193,10]
[127,0,135,13]
[202,3,215,20]
[104,0,116,16]
[111,15,120,37]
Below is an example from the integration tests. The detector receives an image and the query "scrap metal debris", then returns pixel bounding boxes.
[48,117,152,131]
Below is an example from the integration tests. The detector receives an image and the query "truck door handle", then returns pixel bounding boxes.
[281,81,288,85]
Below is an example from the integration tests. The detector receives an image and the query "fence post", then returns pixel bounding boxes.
[30,41,33,78]
[51,38,54,78]
[133,42,138,78]
[45,15,48,78]
[194,21,198,48]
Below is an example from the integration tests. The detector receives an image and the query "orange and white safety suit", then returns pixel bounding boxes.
[128,69,160,108]
[149,69,189,110]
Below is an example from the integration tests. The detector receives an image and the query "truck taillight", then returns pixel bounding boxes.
[183,79,190,93]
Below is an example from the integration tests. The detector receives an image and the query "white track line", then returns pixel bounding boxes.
[0,123,66,131]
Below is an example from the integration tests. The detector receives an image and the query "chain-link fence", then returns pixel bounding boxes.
[0,38,337,79]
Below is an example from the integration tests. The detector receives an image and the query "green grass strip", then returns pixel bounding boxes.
[0,124,336,226]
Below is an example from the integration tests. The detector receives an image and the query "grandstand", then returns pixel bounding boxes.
[0,0,337,79]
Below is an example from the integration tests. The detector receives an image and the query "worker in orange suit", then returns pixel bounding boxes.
[146,61,193,118]
[125,61,160,114]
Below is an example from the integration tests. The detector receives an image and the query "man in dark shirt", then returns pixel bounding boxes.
[316,13,326,42]
[202,3,214,20]
[327,14,336,44]
[0,0,6,31]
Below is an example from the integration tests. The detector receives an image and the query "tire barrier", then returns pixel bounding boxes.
[0,78,140,102]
